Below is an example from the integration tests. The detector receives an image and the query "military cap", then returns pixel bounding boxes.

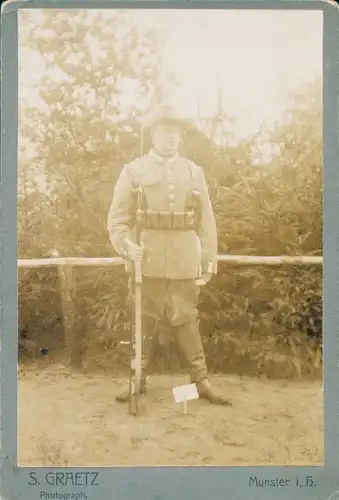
[142,100,189,129]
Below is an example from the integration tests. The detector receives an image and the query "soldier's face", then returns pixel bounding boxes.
[150,122,182,156]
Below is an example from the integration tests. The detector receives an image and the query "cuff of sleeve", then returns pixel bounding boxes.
[202,259,218,274]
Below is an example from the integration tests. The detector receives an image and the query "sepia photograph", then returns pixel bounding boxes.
[18,8,323,466]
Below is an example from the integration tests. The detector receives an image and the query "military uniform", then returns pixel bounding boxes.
[107,104,231,406]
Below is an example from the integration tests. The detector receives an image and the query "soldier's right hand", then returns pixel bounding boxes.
[125,239,143,262]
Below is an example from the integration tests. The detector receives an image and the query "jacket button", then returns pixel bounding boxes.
[168,185,174,191]
[168,194,175,201]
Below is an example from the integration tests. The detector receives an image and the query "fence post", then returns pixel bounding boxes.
[58,265,81,369]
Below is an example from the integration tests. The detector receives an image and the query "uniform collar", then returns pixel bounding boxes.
[149,148,179,164]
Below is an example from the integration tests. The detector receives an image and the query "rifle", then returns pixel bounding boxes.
[128,186,143,416]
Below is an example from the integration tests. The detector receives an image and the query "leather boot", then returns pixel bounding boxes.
[196,378,232,406]
[175,320,209,383]
[175,321,232,406]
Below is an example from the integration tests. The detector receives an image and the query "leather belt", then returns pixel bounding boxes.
[136,209,197,230]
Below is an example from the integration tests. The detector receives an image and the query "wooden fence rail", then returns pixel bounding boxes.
[18,255,323,369]
[18,255,323,268]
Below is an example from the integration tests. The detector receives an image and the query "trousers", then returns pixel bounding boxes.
[127,277,208,383]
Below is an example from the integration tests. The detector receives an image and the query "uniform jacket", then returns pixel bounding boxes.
[107,149,218,280]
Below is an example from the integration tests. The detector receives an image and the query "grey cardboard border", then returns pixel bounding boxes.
[1,1,338,499]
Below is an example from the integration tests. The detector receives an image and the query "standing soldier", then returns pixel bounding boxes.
[107,101,231,406]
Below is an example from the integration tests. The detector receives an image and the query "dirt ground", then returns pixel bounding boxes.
[18,364,323,467]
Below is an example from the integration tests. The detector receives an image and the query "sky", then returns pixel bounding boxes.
[19,9,322,146]
[129,9,322,139]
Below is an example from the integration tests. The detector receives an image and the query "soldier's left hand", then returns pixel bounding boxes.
[196,273,213,286]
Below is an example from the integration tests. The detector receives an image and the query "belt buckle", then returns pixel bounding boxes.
[159,211,173,229]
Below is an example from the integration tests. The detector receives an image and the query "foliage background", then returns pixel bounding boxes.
[18,10,322,378]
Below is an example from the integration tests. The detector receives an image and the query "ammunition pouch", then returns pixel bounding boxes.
[133,186,201,231]
[136,209,198,231]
